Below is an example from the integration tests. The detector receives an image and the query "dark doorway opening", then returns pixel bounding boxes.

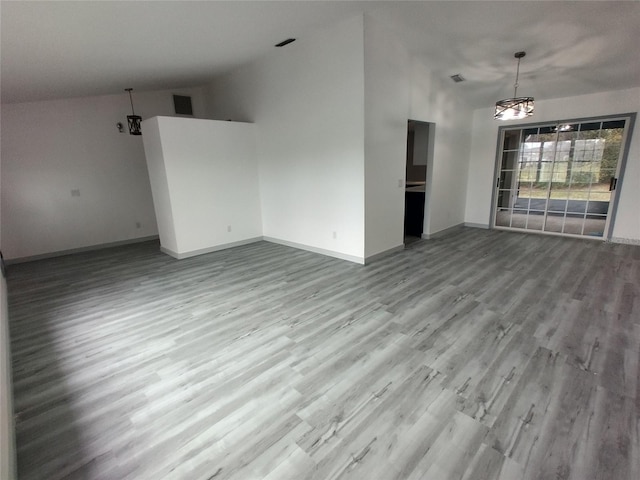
[404,120,431,245]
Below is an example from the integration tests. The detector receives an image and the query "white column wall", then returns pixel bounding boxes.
[140,117,179,254]
[465,87,640,242]
[142,117,262,258]
[362,16,473,253]
[205,13,476,259]
[363,16,411,258]
[204,15,366,262]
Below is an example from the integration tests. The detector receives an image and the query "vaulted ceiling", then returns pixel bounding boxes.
[2,1,639,108]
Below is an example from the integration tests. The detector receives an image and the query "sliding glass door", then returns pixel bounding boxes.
[493,115,634,239]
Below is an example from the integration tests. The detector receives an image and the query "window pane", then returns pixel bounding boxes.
[516,182,532,202]
[588,190,612,203]
[579,122,602,133]
[550,161,569,186]
[525,210,545,230]
[563,213,585,235]
[527,196,547,212]
[602,120,625,129]
[501,150,519,170]
[495,208,511,227]
[503,130,520,151]
[498,170,516,190]
[567,199,587,214]
[548,199,567,214]
[544,212,565,233]
[518,162,537,183]
[583,215,606,237]
[510,209,528,229]
[587,199,609,215]
[497,189,514,209]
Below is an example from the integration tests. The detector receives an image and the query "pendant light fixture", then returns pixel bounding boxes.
[125,88,142,135]
[494,51,534,121]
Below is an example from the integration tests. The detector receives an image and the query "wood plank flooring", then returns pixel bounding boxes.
[7,228,640,480]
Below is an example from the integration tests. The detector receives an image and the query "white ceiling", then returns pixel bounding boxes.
[2,1,639,107]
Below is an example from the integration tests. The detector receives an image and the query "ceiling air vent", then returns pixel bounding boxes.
[173,95,193,116]
[450,74,465,83]
[275,38,296,47]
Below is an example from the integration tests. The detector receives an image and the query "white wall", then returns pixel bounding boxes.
[360,14,474,255]
[204,15,366,262]
[410,60,474,236]
[465,87,640,242]
[363,16,411,258]
[205,13,475,260]
[142,116,262,257]
[1,86,206,260]
[140,117,179,254]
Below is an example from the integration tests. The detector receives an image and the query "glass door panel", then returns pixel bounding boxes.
[493,117,631,240]
[564,213,586,235]
[495,130,520,228]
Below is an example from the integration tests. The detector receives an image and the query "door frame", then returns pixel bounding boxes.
[490,112,636,241]
[404,119,435,239]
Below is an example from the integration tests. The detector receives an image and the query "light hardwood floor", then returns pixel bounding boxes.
[7,228,640,480]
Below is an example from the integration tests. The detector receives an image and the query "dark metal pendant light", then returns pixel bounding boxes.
[125,88,142,135]
[494,51,534,121]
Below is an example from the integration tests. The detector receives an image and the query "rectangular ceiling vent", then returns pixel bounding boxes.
[275,38,296,47]
[173,95,193,116]
[450,74,465,83]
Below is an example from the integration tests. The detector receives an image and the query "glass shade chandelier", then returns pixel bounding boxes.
[125,88,142,135]
[494,51,534,121]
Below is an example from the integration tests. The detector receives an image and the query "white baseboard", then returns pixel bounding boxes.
[364,245,404,264]
[262,237,365,264]
[422,223,466,239]
[609,237,640,246]
[464,222,490,229]
[160,237,263,259]
[5,235,160,265]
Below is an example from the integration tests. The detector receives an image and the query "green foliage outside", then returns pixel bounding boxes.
[516,127,622,198]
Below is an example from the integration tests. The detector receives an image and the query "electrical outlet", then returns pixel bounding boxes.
[332,231,337,239]
[227,225,232,232]
[71,189,80,197]
[398,179,404,188]
[135,222,141,229]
